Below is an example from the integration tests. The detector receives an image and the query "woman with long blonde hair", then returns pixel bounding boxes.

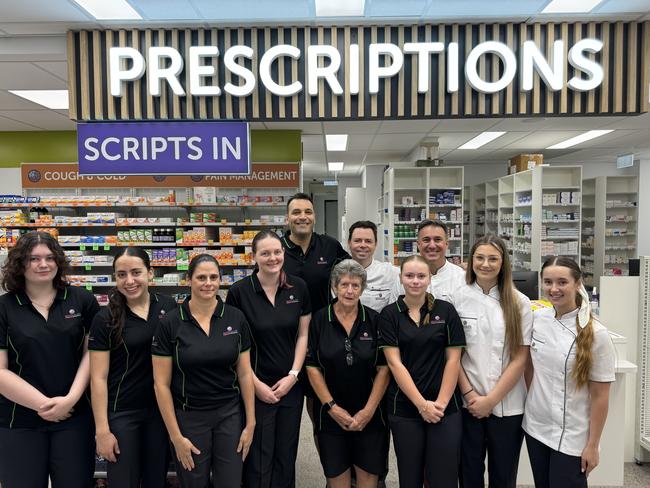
[523,256,615,487]
[450,234,532,487]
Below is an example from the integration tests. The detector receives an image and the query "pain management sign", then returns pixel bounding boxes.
[77,121,250,175]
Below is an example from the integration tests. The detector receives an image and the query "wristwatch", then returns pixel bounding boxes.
[323,400,337,411]
[288,370,299,380]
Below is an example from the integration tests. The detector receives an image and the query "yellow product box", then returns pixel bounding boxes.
[219,227,233,243]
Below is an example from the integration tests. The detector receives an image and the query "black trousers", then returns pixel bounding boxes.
[0,411,95,488]
[460,410,524,488]
[174,399,243,488]
[106,407,170,488]
[526,434,587,488]
[389,411,462,488]
[243,386,303,488]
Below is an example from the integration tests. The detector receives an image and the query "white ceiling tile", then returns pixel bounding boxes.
[347,135,375,151]
[264,121,322,134]
[502,131,587,150]
[34,61,68,81]
[0,110,75,130]
[431,119,502,132]
[379,119,439,134]
[301,135,325,152]
[600,113,650,130]
[0,114,41,130]
[0,23,73,35]
[0,89,47,109]
[0,2,92,22]
[371,132,428,151]
[249,122,267,130]
[0,62,67,89]
[322,121,381,135]
[364,151,407,162]
[302,151,326,163]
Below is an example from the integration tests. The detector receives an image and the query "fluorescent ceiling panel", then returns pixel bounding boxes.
[73,0,142,20]
[315,0,365,16]
[326,134,349,151]
[328,162,345,171]
[458,131,506,150]
[8,90,69,109]
[546,130,614,149]
[542,0,604,13]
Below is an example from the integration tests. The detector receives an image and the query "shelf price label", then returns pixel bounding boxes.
[80,245,86,250]
[85,265,92,271]
[85,284,93,291]
[177,264,189,271]
[104,245,111,250]
[92,244,99,250]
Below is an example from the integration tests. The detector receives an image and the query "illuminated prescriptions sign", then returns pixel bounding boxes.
[109,39,604,98]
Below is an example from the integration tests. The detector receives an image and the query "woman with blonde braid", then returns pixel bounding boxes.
[523,257,615,487]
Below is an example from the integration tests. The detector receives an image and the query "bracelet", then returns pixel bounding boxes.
[462,388,474,397]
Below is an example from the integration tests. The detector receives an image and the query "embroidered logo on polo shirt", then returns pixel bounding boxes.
[317,256,328,265]
[286,294,300,305]
[359,331,373,341]
[430,315,445,325]
[159,309,166,319]
[223,326,239,336]
[65,308,82,319]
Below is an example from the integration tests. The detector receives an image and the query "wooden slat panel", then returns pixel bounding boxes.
[277,28,285,119]
[384,26,391,118]
[171,29,181,119]
[291,27,299,118]
[447,24,457,116]
[66,31,78,120]
[144,30,153,120]
[120,31,129,119]
[505,23,514,114]
[370,26,377,118]
[642,21,650,113]
[331,26,338,119]
[92,31,102,119]
[519,24,527,114]
[344,26,351,118]
[560,23,569,113]
[424,25,433,116]
[533,23,541,114]
[251,28,259,119]
[586,23,596,113]
[626,22,638,113]
[79,31,91,120]
[546,23,555,114]
[157,29,168,119]
[600,23,610,113]
[410,25,418,117]
[318,27,325,118]
[464,25,472,115]
[614,21,625,113]
[478,24,486,115]
[397,26,404,117]
[132,30,142,119]
[304,27,311,119]
[224,28,234,119]
[491,24,500,115]
[358,27,364,117]
[264,28,272,119]
[572,23,582,114]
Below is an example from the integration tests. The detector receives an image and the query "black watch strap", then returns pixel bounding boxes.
[324,400,336,411]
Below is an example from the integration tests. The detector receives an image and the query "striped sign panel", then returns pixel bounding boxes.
[67,22,649,121]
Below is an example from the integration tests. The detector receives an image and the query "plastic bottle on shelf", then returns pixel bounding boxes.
[590,286,600,316]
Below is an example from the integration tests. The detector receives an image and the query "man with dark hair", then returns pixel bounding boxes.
[281,192,350,312]
[348,220,399,312]
[390,219,465,302]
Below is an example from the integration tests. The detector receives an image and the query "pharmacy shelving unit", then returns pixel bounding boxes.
[463,185,471,257]
[512,165,582,274]
[382,166,464,266]
[581,176,638,288]
[485,178,499,237]
[0,185,298,303]
[472,182,486,245]
[498,174,515,257]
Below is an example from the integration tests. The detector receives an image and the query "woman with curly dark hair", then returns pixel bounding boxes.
[0,231,100,488]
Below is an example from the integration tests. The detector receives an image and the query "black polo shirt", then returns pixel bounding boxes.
[89,293,177,412]
[378,295,465,419]
[151,298,251,411]
[0,286,100,429]
[305,300,386,433]
[226,271,311,386]
[281,231,350,313]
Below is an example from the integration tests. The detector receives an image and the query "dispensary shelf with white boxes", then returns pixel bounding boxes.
[0,185,297,304]
[382,166,464,266]
[581,176,638,289]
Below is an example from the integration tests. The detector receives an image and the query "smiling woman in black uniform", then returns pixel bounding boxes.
[89,247,177,487]
[226,230,311,488]
[152,253,255,488]
[379,254,465,488]
[0,231,100,488]
[306,259,389,488]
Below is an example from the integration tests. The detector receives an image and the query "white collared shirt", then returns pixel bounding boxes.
[449,282,533,417]
[360,260,400,312]
[523,307,616,457]
[390,260,466,303]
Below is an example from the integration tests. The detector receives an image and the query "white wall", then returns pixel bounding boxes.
[638,160,650,256]
[0,167,21,194]
[336,175,362,240]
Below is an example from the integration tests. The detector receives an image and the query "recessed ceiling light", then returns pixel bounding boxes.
[9,90,69,110]
[326,134,349,151]
[315,0,365,17]
[458,132,506,150]
[73,0,142,20]
[546,130,614,149]
[328,162,345,172]
[542,0,604,14]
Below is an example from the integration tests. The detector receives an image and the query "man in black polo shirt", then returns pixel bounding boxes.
[281,192,350,313]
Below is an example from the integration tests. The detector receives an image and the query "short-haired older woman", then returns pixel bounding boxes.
[306,259,390,488]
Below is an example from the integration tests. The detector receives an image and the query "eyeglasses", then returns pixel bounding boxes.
[344,338,353,367]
